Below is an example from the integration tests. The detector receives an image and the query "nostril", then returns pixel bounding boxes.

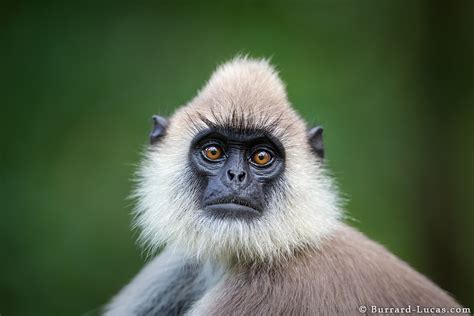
[227,170,246,182]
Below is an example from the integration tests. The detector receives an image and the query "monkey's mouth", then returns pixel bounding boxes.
[204,197,262,220]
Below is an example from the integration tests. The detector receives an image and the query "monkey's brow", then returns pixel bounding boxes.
[195,110,284,136]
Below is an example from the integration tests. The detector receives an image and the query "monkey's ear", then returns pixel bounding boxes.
[150,115,169,144]
[308,126,324,159]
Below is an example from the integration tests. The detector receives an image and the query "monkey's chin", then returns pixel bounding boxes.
[204,203,262,221]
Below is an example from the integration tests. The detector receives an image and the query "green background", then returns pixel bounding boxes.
[1,1,473,314]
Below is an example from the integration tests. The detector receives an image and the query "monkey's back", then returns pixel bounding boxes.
[193,224,461,316]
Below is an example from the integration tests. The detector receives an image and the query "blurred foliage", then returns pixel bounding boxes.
[1,0,473,315]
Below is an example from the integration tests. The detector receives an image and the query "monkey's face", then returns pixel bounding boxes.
[134,58,342,263]
[189,127,285,221]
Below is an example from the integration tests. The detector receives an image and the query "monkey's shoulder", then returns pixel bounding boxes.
[308,225,460,306]
[198,225,461,316]
[104,248,209,316]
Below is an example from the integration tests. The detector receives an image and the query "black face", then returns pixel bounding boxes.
[149,115,324,220]
[189,128,286,220]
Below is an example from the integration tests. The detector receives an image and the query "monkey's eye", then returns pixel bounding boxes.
[251,150,272,166]
[202,145,224,161]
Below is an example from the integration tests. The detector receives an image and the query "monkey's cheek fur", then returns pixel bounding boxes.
[134,144,341,264]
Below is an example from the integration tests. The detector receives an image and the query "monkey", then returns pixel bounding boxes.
[104,57,463,315]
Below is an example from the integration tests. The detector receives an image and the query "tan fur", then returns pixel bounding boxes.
[189,224,461,315]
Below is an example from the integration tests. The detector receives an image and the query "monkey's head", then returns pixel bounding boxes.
[134,57,342,264]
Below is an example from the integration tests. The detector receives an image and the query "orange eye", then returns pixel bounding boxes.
[252,150,272,166]
[203,145,223,160]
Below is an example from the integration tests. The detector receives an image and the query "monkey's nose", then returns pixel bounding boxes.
[227,169,246,182]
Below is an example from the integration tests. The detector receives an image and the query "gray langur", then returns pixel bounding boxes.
[105,57,462,315]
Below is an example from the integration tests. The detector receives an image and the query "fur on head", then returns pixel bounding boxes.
[133,56,342,265]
